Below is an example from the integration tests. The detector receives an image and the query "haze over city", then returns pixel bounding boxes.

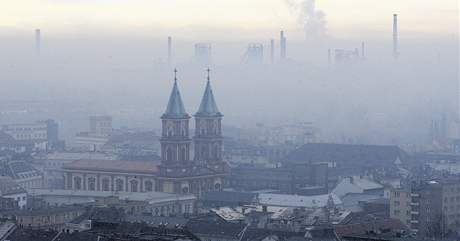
[0,1,459,240]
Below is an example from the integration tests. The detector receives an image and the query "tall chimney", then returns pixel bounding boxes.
[280,31,286,60]
[270,39,275,64]
[393,14,399,59]
[361,42,365,59]
[327,48,331,66]
[167,36,172,66]
[35,29,41,56]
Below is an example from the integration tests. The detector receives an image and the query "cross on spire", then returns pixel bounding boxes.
[174,68,178,82]
[206,67,210,81]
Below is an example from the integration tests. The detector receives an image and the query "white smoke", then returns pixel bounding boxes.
[285,0,327,39]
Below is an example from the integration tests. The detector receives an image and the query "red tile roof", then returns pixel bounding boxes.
[63,159,159,174]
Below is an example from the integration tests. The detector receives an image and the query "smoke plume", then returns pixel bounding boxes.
[285,0,327,39]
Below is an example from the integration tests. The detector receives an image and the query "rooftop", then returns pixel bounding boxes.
[29,188,196,203]
[258,193,342,208]
[63,159,159,174]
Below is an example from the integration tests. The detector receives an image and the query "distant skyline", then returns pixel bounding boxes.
[1,0,458,40]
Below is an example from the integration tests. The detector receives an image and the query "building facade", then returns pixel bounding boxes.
[390,179,460,238]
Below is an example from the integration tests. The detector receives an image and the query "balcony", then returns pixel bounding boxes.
[410,211,419,215]
[410,202,419,206]
[410,193,420,197]
[410,220,419,224]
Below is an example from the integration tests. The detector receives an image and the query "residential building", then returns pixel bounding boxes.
[0,119,61,152]
[0,161,44,190]
[0,176,27,209]
[75,115,112,151]
[390,178,460,238]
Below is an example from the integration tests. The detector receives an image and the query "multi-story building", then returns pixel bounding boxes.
[0,161,44,190]
[390,178,460,238]
[1,119,60,152]
[389,188,411,227]
[75,116,113,151]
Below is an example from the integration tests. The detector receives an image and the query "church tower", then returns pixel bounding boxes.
[158,70,194,193]
[158,69,227,197]
[193,69,226,172]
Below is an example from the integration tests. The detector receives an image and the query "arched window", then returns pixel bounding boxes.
[115,179,124,192]
[87,177,96,191]
[166,147,174,162]
[214,144,220,159]
[130,179,139,192]
[179,147,187,161]
[102,178,110,191]
[201,146,207,160]
[145,180,153,192]
[74,177,82,190]
[214,183,221,191]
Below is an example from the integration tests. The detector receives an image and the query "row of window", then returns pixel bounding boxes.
[73,177,154,192]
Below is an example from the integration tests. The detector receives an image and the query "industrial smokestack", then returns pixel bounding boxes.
[361,42,365,59]
[327,48,331,66]
[270,39,274,64]
[35,29,41,56]
[280,31,286,60]
[393,14,399,59]
[167,36,172,66]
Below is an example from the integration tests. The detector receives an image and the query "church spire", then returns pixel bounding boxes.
[196,68,222,117]
[163,69,189,118]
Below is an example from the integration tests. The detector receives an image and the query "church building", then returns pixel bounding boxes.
[62,70,228,198]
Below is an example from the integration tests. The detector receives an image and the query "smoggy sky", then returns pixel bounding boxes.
[1,0,458,39]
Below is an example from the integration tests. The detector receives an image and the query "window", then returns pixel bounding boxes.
[88,177,96,191]
[130,179,139,192]
[102,178,110,191]
[116,179,124,192]
[145,180,153,192]
[394,201,400,206]
[74,176,82,190]
[182,186,189,194]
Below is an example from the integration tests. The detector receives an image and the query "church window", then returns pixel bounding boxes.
[145,180,153,192]
[102,178,110,191]
[74,177,82,190]
[87,177,96,191]
[166,147,174,162]
[182,186,189,194]
[115,179,124,191]
[179,147,187,161]
[130,179,139,192]
[214,144,220,159]
[201,145,207,159]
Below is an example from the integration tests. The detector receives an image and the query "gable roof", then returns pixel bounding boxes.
[195,80,222,117]
[162,80,189,119]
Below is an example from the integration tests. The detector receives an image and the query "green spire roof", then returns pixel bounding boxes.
[163,75,189,119]
[196,79,221,117]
